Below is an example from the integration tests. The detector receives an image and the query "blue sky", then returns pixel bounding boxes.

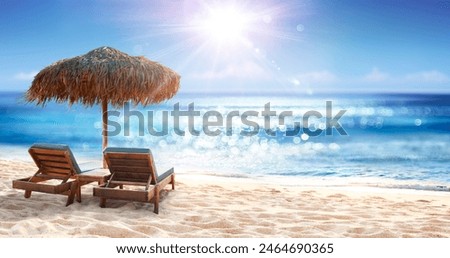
[1,0,450,94]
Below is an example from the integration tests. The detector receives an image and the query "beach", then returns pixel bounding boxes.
[1,158,449,238]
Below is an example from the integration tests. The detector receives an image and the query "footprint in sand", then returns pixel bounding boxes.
[255,226,274,235]
[202,219,234,229]
[184,215,203,223]
[416,199,431,203]
[85,225,145,237]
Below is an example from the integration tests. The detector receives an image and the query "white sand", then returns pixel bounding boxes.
[1,159,449,238]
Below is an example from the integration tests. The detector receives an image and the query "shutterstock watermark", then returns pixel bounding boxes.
[106,101,348,137]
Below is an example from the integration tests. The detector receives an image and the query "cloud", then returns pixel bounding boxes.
[292,70,338,85]
[363,68,390,82]
[13,71,38,81]
[190,61,270,80]
[360,68,449,85]
[403,70,450,83]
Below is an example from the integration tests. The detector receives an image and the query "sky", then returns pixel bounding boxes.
[1,0,450,94]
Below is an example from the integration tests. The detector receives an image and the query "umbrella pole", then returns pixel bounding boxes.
[102,100,108,168]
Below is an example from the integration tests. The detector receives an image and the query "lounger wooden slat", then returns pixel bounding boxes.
[30,148,67,156]
[41,167,72,175]
[93,147,175,214]
[108,161,148,168]
[108,158,149,167]
[108,180,148,186]
[33,174,70,180]
[112,173,151,181]
[110,176,149,184]
[106,153,148,160]
[108,165,154,174]
[40,160,72,169]
[35,154,69,162]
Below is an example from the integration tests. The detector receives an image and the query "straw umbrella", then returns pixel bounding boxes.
[26,46,180,168]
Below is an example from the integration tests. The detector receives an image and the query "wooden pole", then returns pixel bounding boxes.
[102,100,108,168]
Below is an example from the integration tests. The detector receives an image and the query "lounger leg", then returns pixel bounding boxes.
[66,182,78,206]
[24,190,32,198]
[153,187,160,214]
[171,174,175,190]
[100,198,106,208]
[66,197,74,206]
[76,184,82,203]
[119,184,123,189]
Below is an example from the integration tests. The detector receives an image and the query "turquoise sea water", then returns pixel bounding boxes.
[1,92,449,184]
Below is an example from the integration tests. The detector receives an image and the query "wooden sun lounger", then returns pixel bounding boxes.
[93,147,175,214]
[12,144,104,206]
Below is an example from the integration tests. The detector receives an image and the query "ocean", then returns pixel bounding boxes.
[1,92,449,185]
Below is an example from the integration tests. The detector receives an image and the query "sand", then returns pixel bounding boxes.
[1,159,449,238]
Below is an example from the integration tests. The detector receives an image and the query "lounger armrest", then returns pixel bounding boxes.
[157,168,174,183]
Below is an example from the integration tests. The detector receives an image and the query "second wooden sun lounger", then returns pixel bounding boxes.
[93,147,175,214]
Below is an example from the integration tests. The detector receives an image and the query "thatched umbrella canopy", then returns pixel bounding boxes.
[26,46,180,167]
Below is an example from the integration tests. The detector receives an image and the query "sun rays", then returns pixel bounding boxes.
[119,0,307,94]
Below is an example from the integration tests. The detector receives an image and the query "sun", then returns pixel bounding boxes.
[196,5,253,46]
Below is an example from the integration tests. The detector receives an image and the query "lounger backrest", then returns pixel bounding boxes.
[29,143,82,177]
[103,147,158,184]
